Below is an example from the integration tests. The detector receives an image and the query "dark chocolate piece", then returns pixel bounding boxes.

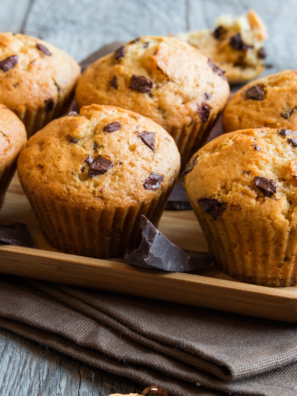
[85,155,93,166]
[208,58,227,80]
[144,173,163,190]
[245,85,264,101]
[278,129,297,137]
[288,138,297,147]
[89,155,113,177]
[229,33,253,51]
[165,182,192,211]
[44,98,54,112]
[110,75,118,89]
[252,143,261,151]
[130,75,153,93]
[213,26,226,40]
[69,137,78,144]
[182,154,198,177]
[197,102,211,123]
[143,42,149,48]
[258,47,267,59]
[67,111,78,116]
[254,176,277,197]
[0,55,18,72]
[37,43,52,56]
[0,222,34,248]
[114,45,126,59]
[103,121,121,133]
[139,131,155,152]
[124,216,213,272]
[198,198,228,220]
[281,107,295,119]
[142,385,169,396]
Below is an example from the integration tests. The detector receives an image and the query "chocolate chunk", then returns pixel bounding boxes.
[0,55,18,72]
[278,129,297,137]
[288,138,297,147]
[258,47,267,59]
[213,26,226,40]
[197,102,211,123]
[254,176,277,197]
[0,222,34,248]
[182,154,198,177]
[44,98,54,112]
[36,43,51,56]
[198,198,228,220]
[166,181,192,211]
[281,107,295,119]
[143,42,149,48]
[245,85,264,101]
[69,137,78,144]
[89,155,113,177]
[124,216,213,272]
[144,173,163,190]
[142,386,169,396]
[130,75,153,93]
[103,121,121,132]
[229,33,253,51]
[252,143,261,151]
[85,155,93,166]
[139,131,155,152]
[67,111,78,116]
[110,75,118,89]
[208,58,227,80]
[114,46,126,59]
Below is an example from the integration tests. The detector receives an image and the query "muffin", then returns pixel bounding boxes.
[75,36,229,169]
[184,127,297,287]
[223,70,297,133]
[0,33,80,137]
[177,9,268,83]
[17,104,180,258]
[0,104,27,209]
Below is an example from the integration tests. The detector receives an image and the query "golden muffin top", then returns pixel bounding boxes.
[18,105,180,208]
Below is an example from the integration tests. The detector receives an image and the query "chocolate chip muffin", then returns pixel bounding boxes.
[75,36,229,169]
[184,127,297,287]
[17,104,180,258]
[0,33,80,137]
[223,70,297,133]
[0,104,27,209]
[177,9,268,83]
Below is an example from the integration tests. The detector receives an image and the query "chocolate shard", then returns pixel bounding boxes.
[165,181,192,211]
[36,43,52,56]
[197,102,211,123]
[245,85,264,101]
[110,75,118,89]
[142,385,169,396]
[278,129,297,137]
[182,154,198,177]
[85,155,93,166]
[44,98,54,112]
[213,25,226,40]
[0,55,18,72]
[89,155,113,177]
[258,47,267,59]
[114,45,126,59]
[103,121,121,132]
[67,111,78,116]
[207,58,227,80]
[144,173,163,190]
[198,198,228,220]
[139,131,155,152]
[130,75,153,93]
[288,138,297,147]
[254,176,277,197]
[0,222,34,248]
[229,33,253,51]
[124,216,213,272]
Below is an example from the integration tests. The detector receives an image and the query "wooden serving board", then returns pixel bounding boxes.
[1,174,297,323]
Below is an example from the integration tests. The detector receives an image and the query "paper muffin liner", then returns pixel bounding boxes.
[0,158,18,210]
[22,180,175,259]
[193,206,297,287]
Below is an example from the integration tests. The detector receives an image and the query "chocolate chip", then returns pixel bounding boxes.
[110,76,118,89]
[288,138,297,147]
[44,98,54,112]
[130,75,153,93]
[139,131,155,152]
[207,58,227,80]
[144,173,163,190]
[114,46,126,59]
[243,170,251,175]
[182,154,198,177]
[204,92,211,100]
[69,137,78,144]
[281,107,295,119]
[67,111,78,116]
[198,198,228,220]
[258,47,267,59]
[142,386,169,396]
[252,144,261,151]
[0,55,18,72]
[278,129,297,137]
[197,102,211,123]
[89,155,113,177]
[0,222,34,248]
[254,176,277,197]
[36,43,51,56]
[229,33,253,51]
[143,42,149,48]
[85,155,93,166]
[213,26,226,40]
[103,121,121,132]
[245,85,264,101]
